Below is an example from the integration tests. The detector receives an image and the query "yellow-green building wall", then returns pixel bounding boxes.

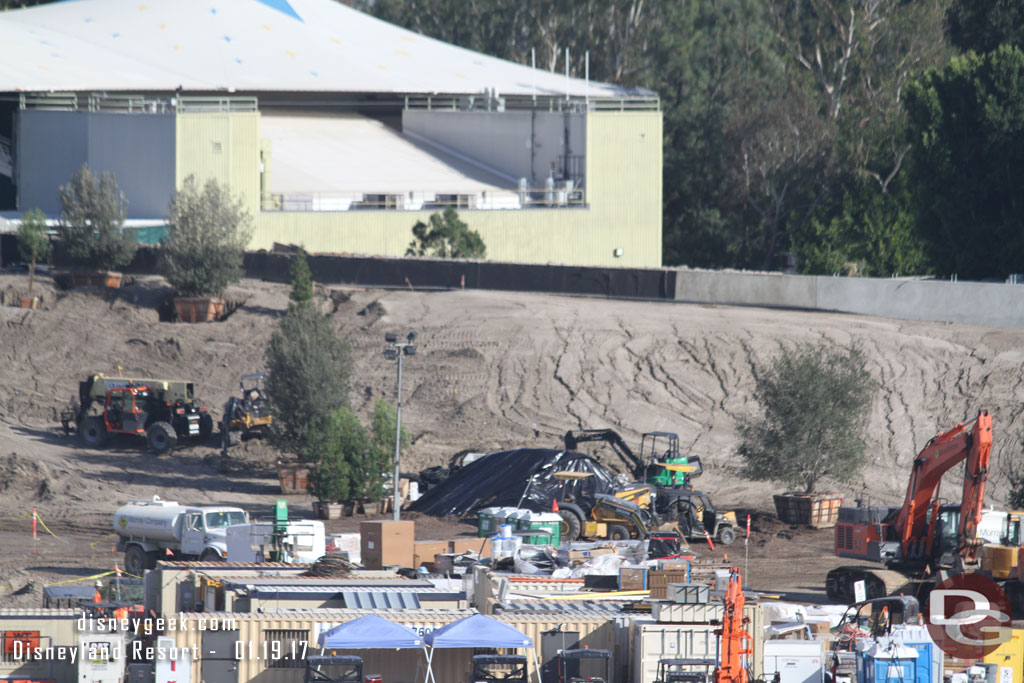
[175,110,662,268]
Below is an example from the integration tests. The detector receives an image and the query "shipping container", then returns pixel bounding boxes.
[635,603,764,683]
[166,608,616,683]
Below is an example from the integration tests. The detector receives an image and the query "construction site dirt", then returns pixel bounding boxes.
[2,271,1023,608]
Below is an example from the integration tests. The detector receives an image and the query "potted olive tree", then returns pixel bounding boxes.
[161,175,253,322]
[56,164,136,287]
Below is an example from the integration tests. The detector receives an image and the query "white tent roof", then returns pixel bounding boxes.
[0,0,638,97]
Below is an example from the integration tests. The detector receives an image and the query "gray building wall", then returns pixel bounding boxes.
[16,110,175,217]
[402,109,585,187]
[674,269,1024,329]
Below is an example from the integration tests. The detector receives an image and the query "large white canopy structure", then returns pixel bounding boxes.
[0,0,639,97]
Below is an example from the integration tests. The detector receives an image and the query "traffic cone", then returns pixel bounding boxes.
[552,499,559,513]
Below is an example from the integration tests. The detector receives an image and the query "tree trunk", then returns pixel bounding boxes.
[28,259,35,294]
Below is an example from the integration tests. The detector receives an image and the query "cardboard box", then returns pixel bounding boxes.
[450,537,492,556]
[360,520,415,570]
[413,540,450,569]
[619,567,649,591]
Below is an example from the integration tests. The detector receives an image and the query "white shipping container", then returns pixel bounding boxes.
[763,640,824,683]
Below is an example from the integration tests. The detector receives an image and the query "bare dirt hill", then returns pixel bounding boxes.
[1,271,1022,605]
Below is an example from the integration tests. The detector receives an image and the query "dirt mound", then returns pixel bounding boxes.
[2,270,1024,600]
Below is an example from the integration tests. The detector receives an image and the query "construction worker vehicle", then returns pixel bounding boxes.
[221,371,272,447]
[655,659,714,683]
[825,410,993,603]
[589,490,738,544]
[564,429,702,488]
[556,648,611,683]
[61,373,214,453]
[113,495,248,575]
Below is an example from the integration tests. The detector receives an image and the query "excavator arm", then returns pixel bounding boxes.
[893,410,992,564]
[563,429,644,478]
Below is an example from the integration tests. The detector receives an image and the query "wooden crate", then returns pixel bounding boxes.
[773,493,843,528]
[277,461,310,494]
[648,570,691,599]
[174,296,226,323]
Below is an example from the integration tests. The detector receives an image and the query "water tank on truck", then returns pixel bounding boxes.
[113,495,248,576]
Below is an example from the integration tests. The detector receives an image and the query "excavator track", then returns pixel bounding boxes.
[825,566,929,604]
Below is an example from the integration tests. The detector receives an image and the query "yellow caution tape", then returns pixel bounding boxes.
[542,589,650,600]
[89,533,117,548]
[34,512,70,543]
[44,567,141,588]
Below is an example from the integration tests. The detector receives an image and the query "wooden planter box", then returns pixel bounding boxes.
[69,270,122,288]
[773,492,843,528]
[313,501,344,520]
[174,296,226,323]
[276,461,311,494]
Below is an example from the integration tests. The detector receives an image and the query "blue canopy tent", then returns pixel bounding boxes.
[316,614,426,682]
[422,614,540,683]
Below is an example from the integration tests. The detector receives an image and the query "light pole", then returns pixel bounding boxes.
[384,331,417,521]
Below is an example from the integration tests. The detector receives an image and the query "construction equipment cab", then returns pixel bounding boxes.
[62,374,213,453]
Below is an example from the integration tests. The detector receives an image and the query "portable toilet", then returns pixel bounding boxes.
[477,507,501,537]
[858,625,941,683]
[516,511,562,546]
[494,507,520,526]
[860,644,918,683]
[504,509,528,532]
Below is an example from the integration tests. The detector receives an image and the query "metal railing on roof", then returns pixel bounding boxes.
[261,186,587,213]
[18,92,258,113]
[404,93,659,113]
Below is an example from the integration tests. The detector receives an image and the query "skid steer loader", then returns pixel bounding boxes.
[220,372,273,448]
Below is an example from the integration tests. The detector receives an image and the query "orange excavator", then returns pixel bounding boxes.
[825,410,993,603]
[713,568,751,683]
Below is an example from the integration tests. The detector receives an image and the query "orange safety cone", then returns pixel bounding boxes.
[552,499,559,513]
[704,529,715,551]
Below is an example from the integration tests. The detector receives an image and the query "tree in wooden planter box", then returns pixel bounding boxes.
[56,164,136,273]
[161,175,254,297]
[737,341,876,494]
[16,208,51,295]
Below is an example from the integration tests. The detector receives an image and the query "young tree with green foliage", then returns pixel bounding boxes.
[406,208,486,259]
[16,208,51,294]
[738,341,876,494]
[161,175,253,297]
[265,304,353,461]
[309,407,366,504]
[289,247,313,305]
[364,399,409,502]
[57,164,136,271]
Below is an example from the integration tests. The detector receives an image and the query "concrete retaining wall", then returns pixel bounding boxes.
[675,269,1024,329]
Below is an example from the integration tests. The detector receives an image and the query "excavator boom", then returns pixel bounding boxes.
[893,410,992,561]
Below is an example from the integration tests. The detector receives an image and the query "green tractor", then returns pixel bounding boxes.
[563,429,701,489]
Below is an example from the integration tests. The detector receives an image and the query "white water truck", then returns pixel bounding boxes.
[113,496,249,575]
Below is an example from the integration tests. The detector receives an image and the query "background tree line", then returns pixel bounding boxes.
[364,0,1024,281]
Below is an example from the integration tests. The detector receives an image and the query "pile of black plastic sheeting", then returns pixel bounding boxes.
[408,448,621,518]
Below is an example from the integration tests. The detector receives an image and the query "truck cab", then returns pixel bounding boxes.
[180,508,248,557]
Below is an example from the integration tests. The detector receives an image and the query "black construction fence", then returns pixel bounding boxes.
[5,242,676,301]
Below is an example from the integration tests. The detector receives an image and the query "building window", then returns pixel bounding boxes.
[263,629,309,669]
